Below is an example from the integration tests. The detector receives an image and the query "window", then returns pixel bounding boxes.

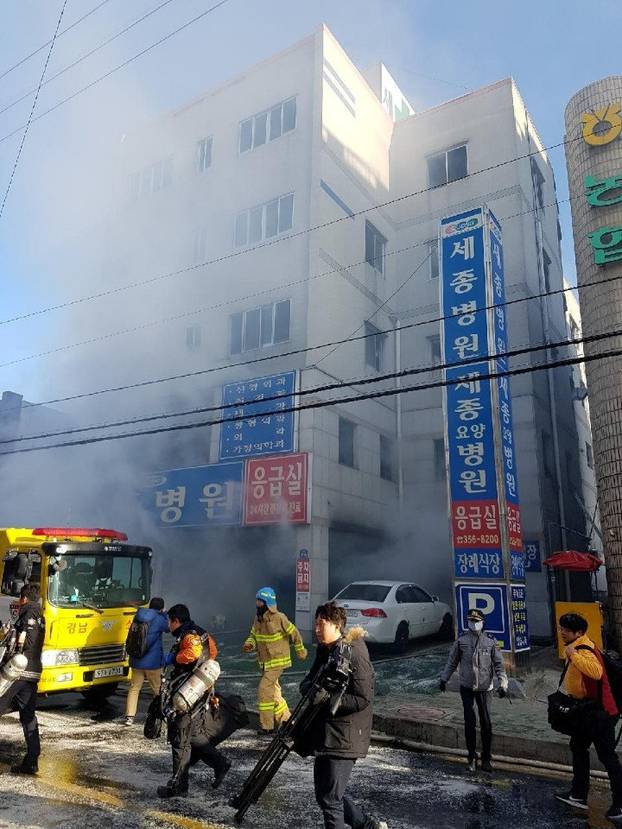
[197,137,213,172]
[434,438,446,481]
[235,193,294,247]
[365,221,387,275]
[543,249,552,293]
[192,226,208,263]
[380,435,396,482]
[339,417,355,467]
[427,145,467,188]
[395,585,415,604]
[239,97,297,153]
[428,240,439,280]
[411,585,432,603]
[186,325,201,350]
[129,156,173,200]
[334,583,390,602]
[531,158,545,211]
[428,334,442,365]
[586,442,594,470]
[230,300,290,354]
[364,321,386,371]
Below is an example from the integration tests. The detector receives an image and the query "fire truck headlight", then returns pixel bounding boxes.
[42,649,79,667]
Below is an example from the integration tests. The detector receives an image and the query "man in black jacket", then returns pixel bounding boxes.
[300,601,388,829]
[0,583,45,774]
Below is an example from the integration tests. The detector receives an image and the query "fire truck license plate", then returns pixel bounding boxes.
[93,667,123,679]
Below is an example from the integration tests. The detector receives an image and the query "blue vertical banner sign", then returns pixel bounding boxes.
[219,371,297,460]
[441,206,529,654]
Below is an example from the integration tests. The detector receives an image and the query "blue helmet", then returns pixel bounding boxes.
[256,586,277,608]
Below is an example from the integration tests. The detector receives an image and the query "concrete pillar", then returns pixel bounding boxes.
[564,77,622,642]
[294,522,329,641]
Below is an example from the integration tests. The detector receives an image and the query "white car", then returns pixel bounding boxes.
[332,581,453,650]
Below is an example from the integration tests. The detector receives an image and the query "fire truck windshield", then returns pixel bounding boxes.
[47,553,151,608]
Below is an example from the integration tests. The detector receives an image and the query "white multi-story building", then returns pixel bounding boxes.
[100,26,597,638]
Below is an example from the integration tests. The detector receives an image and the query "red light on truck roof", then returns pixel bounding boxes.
[32,527,128,541]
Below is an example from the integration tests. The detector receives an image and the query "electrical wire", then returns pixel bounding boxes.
[0,320,603,445]
[1,336,619,456]
[0,0,69,221]
[0,0,180,119]
[0,0,234,151]
[0,0,113,84]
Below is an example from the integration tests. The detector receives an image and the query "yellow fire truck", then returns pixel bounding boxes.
[0,527,152,701]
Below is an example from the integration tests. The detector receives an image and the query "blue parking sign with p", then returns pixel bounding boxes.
[455,583,511,651]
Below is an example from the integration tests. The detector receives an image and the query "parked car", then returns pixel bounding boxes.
[332,580,453,651]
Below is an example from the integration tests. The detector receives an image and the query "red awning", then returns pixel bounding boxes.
[543,550,603,572]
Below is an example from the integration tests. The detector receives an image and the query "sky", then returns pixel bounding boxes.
[0,0,620,405]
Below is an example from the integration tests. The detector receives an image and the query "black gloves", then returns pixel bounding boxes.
[439,680,447,692]
[497,687,507,699]
[312,688,331,706]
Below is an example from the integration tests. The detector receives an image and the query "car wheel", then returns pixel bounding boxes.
[439,613,454,641]
[81,682,119,705]
[393,622,409,653]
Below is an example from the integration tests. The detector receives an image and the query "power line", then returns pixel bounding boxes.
[0,123,580,327]
[0,0,234,150]
[1,340,620,456]
[0,0,180,119]
[1,248,609,422]
[4,323,619,447]
[0,190,573,370]
[0,0,69,221]
[0,0,113,84]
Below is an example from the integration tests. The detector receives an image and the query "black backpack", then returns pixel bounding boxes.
[126,618,149,659]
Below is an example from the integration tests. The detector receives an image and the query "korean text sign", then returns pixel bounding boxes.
[296,548,311,611]
[220,371,296,460]
[455,583,511,651]
[143,462,244,528]
[244,453,310,525]
[441,208,503,579]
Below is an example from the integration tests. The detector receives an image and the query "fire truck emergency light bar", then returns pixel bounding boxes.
[31,528,128,541]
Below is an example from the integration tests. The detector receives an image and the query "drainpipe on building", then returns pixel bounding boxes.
[391,315,404,505]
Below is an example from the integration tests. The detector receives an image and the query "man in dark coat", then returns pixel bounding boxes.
[157,603,230,798]
[0,583,45,774]
[300,601,387,829]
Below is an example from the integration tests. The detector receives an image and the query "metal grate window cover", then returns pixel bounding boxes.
[78,644,126,665]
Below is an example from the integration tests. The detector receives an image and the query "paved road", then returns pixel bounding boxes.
[0,691,616,829]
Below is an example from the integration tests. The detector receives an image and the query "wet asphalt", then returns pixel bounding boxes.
[0,686,616,829]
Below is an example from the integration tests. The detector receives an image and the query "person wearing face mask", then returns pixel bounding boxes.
[242,587,307,737]
[439,608,508,772]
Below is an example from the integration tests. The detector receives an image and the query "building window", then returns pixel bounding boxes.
[543,249,552,294]
[380,435,396,482]
[197,136,213,172]
[427,145,467,188]
[230,299,290,354]
[239,97,296,153]
[235,193,294,247]
[428,334,442,365]
[192,226,208,264]
[586,442,594,470]
[129,156,173,200]
[365,221,387,275]
[186,325,201,350]
[531,158,545,211]
[339,417,355,467]
[428,240,439,280]
[434,438,446,481]
[364,321,386,371]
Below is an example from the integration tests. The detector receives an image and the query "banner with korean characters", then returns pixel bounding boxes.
[143,462,245,528]
[296,548,311,611]
[244,452,311,525]
[219,371,297,460]
[441,207,504,580]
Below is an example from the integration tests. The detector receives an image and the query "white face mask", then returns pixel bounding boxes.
[468,621,484,633]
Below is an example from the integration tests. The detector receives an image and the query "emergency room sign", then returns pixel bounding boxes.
[244,453,311,525]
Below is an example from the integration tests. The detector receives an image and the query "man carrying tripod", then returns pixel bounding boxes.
[300,601,388,829]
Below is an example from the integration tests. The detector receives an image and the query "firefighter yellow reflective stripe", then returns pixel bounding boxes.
[258,701,274,710]
[254,632,286,642]
[261,656,292,670]
[274,699,289,716]
[285,622,296,635]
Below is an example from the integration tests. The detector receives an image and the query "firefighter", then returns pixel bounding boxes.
[0,583,45,774]
[157,604,231,798]
[243,587,307,736]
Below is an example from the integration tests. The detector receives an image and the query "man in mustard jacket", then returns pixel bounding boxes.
[243,587,307,736]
